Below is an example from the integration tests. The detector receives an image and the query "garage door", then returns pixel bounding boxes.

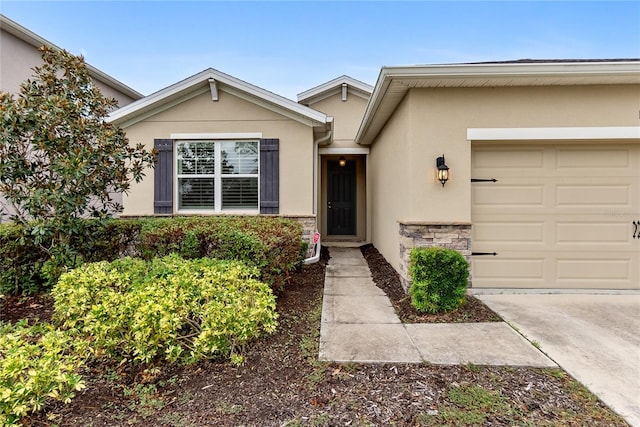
[471,143,640,289]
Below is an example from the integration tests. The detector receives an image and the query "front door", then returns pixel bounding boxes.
[327,159,356,235]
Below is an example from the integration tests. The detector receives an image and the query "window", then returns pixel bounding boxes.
[176,140,259,212]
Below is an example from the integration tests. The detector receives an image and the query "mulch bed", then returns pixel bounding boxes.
[1,247,628,426]
[360,244,502,323]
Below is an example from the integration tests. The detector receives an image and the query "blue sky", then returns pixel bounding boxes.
[2,1,639,100]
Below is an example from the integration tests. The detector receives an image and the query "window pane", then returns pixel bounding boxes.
[222,177,258,209]
[178,178,214,210]
[220,141,258,175]
[177,142,215,175]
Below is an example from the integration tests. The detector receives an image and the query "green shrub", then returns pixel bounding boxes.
[0,223,48,295]
[52,254,278,365]
[409,247,470,313]
[1,216,302,295]
[136,216,303,290]
[0,321,87,425]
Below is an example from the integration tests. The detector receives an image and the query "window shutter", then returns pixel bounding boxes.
[154,139,174,214]
[259,138,279,214]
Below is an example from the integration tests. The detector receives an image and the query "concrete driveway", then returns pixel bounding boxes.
[475,292,640,427]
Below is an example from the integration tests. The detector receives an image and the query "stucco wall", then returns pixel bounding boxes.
[121,89,316,217]
[369,92,413,269]
[0,29,42,95]
[370,84,640,272]
[309,93,369,147]
[0,27,136,107]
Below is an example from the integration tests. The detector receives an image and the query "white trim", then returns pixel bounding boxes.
[171,132,263,140]
[297,75,373,103]
[208,78,218,101]
[467,127,640,141]
[318,147,370,155]
[119,86,210,129]
[356,61,640,146]
[174,140,259,214]
[108,68,330,129]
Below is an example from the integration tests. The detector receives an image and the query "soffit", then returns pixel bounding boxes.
[356,61,640,146]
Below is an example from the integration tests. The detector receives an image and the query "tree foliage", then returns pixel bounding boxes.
[0,46,155,281]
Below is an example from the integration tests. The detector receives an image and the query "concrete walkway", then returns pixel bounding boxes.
[318,247,555,367]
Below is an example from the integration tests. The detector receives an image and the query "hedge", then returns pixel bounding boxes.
[0,216,304,294]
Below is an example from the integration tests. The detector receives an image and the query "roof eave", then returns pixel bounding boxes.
[107,68,331,129]
[355,61,640,146]
[297,75,373,103]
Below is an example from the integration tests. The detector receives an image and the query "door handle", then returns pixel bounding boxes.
[328,201,332,209]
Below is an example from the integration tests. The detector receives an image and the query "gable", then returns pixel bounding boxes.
[307,92,369,144]
[147,89,299,124]
[298,75,372,105]
[108,68,332,142]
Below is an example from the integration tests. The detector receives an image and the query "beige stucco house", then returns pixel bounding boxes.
[358,61,640,290]
[6,15,637,289]
[109,59,640,291]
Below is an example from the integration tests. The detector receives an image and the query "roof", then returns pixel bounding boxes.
[0,14,143,101]
[107,68,333,138]
[356,60,640,146]
[297,75,373,104]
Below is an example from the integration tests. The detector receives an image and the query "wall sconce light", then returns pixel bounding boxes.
[436,154,449,187]
[338,156,347,167]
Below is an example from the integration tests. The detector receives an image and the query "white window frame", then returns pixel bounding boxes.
[175,139,260,214]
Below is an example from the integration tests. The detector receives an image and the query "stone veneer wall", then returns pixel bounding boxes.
[398,221,472,292]
[282,215,318,256]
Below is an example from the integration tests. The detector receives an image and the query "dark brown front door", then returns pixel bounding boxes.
[327,159,356,235]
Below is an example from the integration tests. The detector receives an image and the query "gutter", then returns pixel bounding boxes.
[304,121,331,266]
[304,232,322,265]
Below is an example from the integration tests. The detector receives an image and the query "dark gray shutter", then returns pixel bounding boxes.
[154,139,174,214]
[259,138,279,214]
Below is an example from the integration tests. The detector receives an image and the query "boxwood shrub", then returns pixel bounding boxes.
[409,247,470,313]
[52,254,278,365]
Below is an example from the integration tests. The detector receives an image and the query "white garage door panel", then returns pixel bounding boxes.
[472,143,639,289]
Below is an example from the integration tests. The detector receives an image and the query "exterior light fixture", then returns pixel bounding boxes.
[338,156,347,167]
[436,154,449,187]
